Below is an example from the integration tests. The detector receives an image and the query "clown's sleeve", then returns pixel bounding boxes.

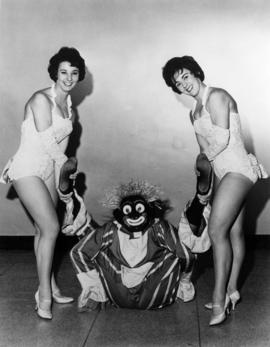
[70,224,111,304]
[70,225,104,273]
[154,221,195,272]
[178,198,211,253]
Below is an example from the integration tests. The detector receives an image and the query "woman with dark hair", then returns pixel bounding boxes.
[162,56,267,326]
[1,47,86,320]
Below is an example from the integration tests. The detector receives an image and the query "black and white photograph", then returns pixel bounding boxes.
[0,0,270,346]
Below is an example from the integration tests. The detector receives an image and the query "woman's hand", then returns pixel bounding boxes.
[69,171,78,181]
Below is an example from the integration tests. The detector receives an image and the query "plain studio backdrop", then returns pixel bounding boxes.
[0,0,269,236]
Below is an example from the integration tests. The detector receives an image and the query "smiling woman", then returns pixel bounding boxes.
[53,62,80,116]
[162,56,268,327]
[0,47,86,320]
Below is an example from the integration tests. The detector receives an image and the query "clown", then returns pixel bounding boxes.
[60,154,212,311]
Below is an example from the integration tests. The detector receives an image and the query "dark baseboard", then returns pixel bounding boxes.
[0,236,33,250]
[245,235,270,250]
[0,234,79,251]
[0,235,270,250]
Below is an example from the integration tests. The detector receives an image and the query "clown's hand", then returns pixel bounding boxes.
[78,298,109,312]
[78,297,100,312]
[77,285,109,313]
[176,270,195,303]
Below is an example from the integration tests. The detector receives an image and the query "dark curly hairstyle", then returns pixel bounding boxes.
[48,47,86,82]
[162,56,204,94]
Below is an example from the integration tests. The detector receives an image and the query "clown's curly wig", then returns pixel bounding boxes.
[101,179,164,209]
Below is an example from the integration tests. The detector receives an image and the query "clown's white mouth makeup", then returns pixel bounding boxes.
[126,216,145,226]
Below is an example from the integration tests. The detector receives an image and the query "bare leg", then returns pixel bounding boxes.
[227,209,245,294]
[13,176,59,310]
[43,174,61,293]
[32,174,60,293]
[208,173,253,314]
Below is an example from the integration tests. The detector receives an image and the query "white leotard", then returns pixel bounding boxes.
[193,86,267,183]
[1,85,73,182]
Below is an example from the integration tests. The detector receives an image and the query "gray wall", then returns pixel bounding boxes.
[1,0,270,235]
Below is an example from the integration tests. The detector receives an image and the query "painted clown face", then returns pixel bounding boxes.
[114,195,153,233]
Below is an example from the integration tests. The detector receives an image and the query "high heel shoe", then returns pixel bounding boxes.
[204,301,213,310]
[35,291,52,320]
[52,290,74,304]
[204,294,230,310]
[209,295,231,326]
[228,290,240,310]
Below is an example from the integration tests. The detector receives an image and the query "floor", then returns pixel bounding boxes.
[0,241,269,347]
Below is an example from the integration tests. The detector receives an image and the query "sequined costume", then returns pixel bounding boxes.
[193,86,268,183]
[0,85,72,183]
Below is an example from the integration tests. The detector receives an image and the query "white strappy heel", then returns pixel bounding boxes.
[35,290,52,320]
